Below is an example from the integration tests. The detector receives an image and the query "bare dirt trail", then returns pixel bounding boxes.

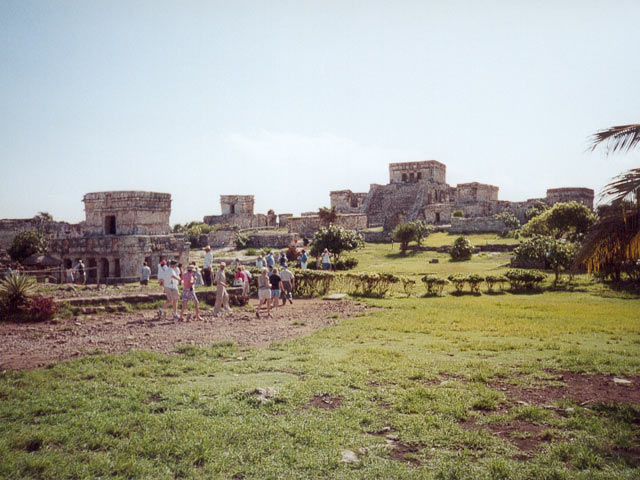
[0,299,369,370]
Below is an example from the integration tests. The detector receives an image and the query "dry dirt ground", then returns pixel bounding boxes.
[0,298,369,370]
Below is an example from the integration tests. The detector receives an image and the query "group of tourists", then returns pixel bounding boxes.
[151,245,304,322]
[254,249,309,270]
[64,259,86,285]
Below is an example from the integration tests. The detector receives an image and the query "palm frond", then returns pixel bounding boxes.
[599,168,640,206]
[589,124,640,153]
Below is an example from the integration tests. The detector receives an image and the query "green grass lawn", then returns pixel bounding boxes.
[420,232,521,247]
[3,244,640,479]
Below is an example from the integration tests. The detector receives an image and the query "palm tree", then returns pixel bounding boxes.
[576,125,640,279]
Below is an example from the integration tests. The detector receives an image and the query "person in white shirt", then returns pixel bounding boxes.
[279,264,295,305]
[140,261,151,286]
[213,262,232,317]
[202,246,213,287]
[157,260,181,320]
[321,249,332,270]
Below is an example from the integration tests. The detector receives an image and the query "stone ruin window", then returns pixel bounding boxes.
[350,196,359,208]
[417,172,422,181]
[105,215,116,235]
[435,212,441,223]
[402,173,408,182]
[410,173,415,182]
[229,204,235,214]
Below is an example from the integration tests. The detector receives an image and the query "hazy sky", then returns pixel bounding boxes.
[1,0,639,225]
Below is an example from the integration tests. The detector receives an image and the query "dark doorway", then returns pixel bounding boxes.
[402,173,408,182]
[417,172,422,181]
[410,173,415,182]
[87,258,97,282]
[105,215,116,235]
[101,258,109,281]
[435,213,441,223]
[114,259,121,278]
[229,204,235,214]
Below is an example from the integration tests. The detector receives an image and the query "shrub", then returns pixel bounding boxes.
[399,276,416,297]
[310,224,364,261]
[334,257,358,271]
[450,236,474,261]
[504,269,546,290]
[392,221,434,251]
[485,274,507,293]
[466,274,484,293]
[421,274,448,296]
[0,274,36,314]
[234,232,250,250]
[452,209,464,218]
[8,230,49,262]
[26,295,59,322]
[512,235,552,269]
[245,248,259,256]
[285,245,298,262]
[447,274,467,293]
[293,270,334,297]
[493,211,521,230]
[345,272,400,298]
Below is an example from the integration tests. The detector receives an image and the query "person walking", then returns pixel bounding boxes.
[140,261,151,287]
[65,265,74,283]
[179,265,204,321]
[269,267,281,310]
[202,246,213,287]
[158,260,181,321]
[213,262,232,317]
[279,264,295,305]
[74,259,86,285]
[299,249,308,269]
[256,268,272,318]
[266,251,275,269]
[279,251,287,267]
[321,248,332,270]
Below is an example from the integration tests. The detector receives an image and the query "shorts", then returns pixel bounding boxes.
[271,289,280,298]
[281,280,292,294]
[258,288,271,300]
[164,287,179,301]
[322,263,331,270]
[140,279,149,286]
[181,289,197,302]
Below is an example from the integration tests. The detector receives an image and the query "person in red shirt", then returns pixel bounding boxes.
[179,265,203,321]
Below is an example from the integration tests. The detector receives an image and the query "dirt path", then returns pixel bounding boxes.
[0,299,369,370]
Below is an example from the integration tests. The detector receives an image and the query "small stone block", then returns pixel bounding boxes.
[324,293,348,300]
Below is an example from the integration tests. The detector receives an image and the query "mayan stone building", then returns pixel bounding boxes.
[331,160,594,232]
[203,195,281,229]
[51,191,189,282]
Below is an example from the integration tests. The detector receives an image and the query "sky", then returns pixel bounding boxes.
[1,0,639,225]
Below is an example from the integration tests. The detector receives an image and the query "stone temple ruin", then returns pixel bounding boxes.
[51,191,189,282]
[331,160,594,232]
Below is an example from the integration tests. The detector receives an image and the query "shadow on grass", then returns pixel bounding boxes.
[449,291,483,297]
[385,250,422,259]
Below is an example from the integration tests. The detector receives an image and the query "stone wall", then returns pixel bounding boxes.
[361,230,392,243]
[83,191,171,236]
[247,232,296,249]
[207,229,236,248]
[389,160,446,184]
[52,234,189,282]
[455,183,499,202]
[220,195,254,215]
[204,214,271,229]
[330,190,367,214]
[287,214,368,237]
[278,214,293,228]
[0,218,85,250]
[449,216,508,233]
[545,188,594,209]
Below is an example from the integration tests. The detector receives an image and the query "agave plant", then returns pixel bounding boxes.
[0,274,36,314]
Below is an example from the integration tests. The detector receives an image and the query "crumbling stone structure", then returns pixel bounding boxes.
[0,218,84,250]
[51,191,189,282]
[331,160,594,232]
[203,195,278,229]
[287,214,367,237]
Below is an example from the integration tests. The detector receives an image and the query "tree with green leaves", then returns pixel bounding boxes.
[392,221,434,252]
[310,224,363,261]
[494,211,520,230]
[8,230,49,263]
[521,201,596,241]
[450,236,474,261]
[318,206,338,225]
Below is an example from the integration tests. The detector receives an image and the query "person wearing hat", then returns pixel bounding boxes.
[202,246,213,287]
[213,262,232,317]
[179,265,203,321]
[279,264,295,305]
[157,260,181,321]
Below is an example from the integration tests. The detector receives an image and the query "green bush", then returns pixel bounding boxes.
[447,274,467,293]
[293,270,334,297]
[452,209,464,218]
[334,257,358,271]
[485,274,507,293]
[310,224,364,260]
[450,236,474,261]
[466,274,484,293]
[235,232,250,250]
[399,276,416,297]
[421,274,448,296]
[245,248,259,256]
[344,272,399,298]
[8,230,49,262]
[504,269,546,290]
